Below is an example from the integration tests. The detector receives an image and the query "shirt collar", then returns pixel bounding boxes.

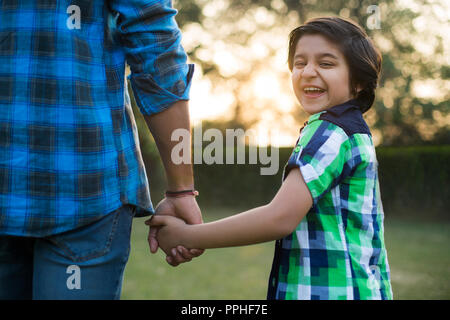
[324,99,362,116]
[306,99,362,124]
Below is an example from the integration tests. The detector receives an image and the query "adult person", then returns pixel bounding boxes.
[0,0,202,300]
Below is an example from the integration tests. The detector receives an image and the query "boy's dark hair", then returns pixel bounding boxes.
[288,17,382,113]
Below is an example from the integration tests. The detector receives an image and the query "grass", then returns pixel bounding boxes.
[121,208,450,300]
[384,217,450,299]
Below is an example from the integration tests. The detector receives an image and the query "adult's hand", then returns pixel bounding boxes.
[143,101,203,266]
[145,195,204,266]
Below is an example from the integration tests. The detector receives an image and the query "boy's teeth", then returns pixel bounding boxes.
[304,87,324,92]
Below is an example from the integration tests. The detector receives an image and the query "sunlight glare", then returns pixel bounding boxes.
[252,72,280,100]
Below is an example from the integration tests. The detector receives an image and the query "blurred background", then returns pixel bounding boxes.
[122,0,449,300]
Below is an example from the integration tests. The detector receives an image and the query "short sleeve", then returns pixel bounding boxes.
[283,120,353,205]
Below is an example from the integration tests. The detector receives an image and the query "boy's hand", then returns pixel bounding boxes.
[145,196,204,266]
[146,215,191,262]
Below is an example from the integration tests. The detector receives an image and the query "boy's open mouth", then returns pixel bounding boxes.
[303,86,326,98]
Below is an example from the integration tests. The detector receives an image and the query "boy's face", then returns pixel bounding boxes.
[291,34,356,114]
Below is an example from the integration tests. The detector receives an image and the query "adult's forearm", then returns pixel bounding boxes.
[144,100,194,191]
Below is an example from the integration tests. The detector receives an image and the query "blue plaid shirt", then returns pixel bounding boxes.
[0,0,194,237]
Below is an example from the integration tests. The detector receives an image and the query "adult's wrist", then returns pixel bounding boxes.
[166,178,194,192]
[165,189,199,198]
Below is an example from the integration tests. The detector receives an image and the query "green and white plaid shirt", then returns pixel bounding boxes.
[267,100,393,300]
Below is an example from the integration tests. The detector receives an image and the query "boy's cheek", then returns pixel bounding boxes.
[291,70,301,83]
[290,75,300,93]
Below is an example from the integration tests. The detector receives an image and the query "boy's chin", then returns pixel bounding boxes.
[301,102,329,115]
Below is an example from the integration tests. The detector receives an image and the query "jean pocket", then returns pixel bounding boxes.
[46,206,132,262]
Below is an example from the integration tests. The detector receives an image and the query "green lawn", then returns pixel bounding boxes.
[121,209,450,300]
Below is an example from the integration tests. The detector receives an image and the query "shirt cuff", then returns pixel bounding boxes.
[129,63,194,115]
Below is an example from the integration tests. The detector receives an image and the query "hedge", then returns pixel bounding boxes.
[143,145,449,220]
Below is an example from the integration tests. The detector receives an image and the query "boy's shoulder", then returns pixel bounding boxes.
[316,99,371,137]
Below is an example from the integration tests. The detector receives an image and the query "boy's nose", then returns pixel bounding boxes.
[302,63,318,78]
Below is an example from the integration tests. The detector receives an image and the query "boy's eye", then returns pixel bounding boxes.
[320,62,334,67]
[294,61,306,67]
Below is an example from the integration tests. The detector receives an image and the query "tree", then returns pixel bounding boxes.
[167,0,449,146]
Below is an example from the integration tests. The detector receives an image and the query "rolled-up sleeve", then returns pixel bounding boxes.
[110,0,194,115]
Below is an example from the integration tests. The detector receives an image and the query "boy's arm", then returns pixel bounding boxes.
[148,168,312,250]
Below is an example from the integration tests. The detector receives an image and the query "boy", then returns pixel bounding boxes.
[148,17,393,300]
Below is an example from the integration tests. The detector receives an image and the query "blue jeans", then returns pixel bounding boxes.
[0,205,135,300]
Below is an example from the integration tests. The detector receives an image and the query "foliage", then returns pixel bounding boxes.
[126,0,450,215]
[191,145,449,219]
[170,0,449,146]
[376,145,450,218]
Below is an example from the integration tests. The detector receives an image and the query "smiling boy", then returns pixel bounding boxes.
[148,17,393,300]
[291,34,360,114]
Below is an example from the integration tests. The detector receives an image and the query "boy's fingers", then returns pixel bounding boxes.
[150,239,158,253]
[149,235,159,253]
[147,226,159,253]
[145,215,167,226]
[145,216,164,254]
[144,215,155,225]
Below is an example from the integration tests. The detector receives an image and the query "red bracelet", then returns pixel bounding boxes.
[165,190,199,198]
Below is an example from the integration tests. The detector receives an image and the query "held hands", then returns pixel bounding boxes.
[146,215,191,256]
[144,195,204,266]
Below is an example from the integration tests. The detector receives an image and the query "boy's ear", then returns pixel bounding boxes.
[351,84,364,98]
[355,84,363,94]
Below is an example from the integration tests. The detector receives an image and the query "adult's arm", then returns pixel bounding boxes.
[110,0,203,265]
[144,101,204,265]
